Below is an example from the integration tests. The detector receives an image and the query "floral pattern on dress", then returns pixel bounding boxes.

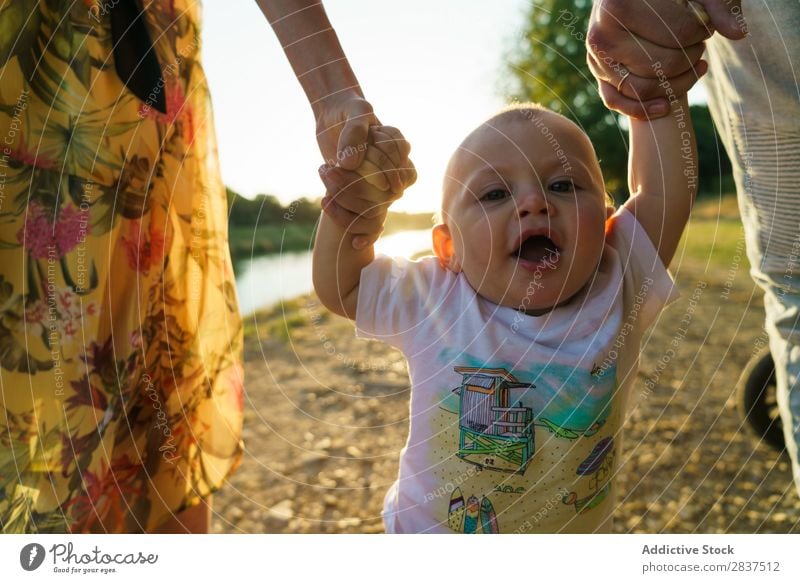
[0,0,243,533]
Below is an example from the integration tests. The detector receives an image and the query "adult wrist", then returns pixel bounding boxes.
[307,74,363,120]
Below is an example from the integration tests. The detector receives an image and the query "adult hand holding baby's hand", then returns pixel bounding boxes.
[315,94,414,191]
[587,0,747,120]
[319,165,392,250]
[321,125,416,250]
[351,125,416,194]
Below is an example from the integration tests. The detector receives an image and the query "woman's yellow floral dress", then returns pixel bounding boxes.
[0,0,244,532]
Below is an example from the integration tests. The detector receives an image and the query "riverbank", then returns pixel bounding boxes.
[229,210,434,261]
[213,196,800,533]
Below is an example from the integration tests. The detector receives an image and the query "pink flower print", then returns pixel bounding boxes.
[24,300,47,325]
[138,80,188,126]
[16,202,89,259]
[56,287,95,344]
[225,365,244,414]
[58,289,73,312]
[64,456,144,533]
[138,79,196,143]
[6,135,56,170]
[62,320,77,339]
[22,287,96,347]
[129,329,143,349]
[53,205,89,256]
[16,202,54,259]
[120,220,166,274]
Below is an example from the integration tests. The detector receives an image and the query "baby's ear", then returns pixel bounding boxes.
[433,224,461,273]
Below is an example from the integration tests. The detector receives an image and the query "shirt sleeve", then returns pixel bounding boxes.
[606,208,680,334]
[355,255,453,350]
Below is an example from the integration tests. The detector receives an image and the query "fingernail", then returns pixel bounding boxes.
[353,237,367,250]
[647,102,668,115]
[321,167,339,186]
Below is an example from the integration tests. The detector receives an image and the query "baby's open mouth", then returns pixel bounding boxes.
[512,235,560,264]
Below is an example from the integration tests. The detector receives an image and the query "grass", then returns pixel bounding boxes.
[674,194,749,271]
[242,296,319,343]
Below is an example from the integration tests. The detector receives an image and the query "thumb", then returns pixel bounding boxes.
[701,0,747,39]
[336,116,370,171]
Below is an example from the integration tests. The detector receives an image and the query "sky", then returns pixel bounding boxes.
[202,1,706,214]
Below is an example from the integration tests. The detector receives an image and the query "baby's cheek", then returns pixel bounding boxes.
[578,213,608,245]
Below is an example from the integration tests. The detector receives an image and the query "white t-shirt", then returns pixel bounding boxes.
[356,209,678,533]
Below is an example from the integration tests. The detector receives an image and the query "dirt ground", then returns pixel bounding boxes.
[213,216,800,534]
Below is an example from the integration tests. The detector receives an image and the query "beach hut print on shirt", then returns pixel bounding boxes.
[452,366,535,473]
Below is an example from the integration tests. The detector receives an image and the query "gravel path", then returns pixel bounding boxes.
[213,239,800,533]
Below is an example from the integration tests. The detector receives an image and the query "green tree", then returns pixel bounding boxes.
[286,197,322,224]
[690,104,734,197]
[254,194,286,226]
[226,187,255,226]
[227,187,322,227]
[506,0,629,194]
[505,1,732,199]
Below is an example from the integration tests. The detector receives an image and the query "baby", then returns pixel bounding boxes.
[314,94,696,533]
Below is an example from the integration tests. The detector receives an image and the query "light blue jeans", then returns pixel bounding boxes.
[705,1,800,495]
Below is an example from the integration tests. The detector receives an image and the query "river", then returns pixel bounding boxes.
[235,229,432,315]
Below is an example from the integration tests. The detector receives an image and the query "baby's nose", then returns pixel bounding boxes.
[517,187,550,217]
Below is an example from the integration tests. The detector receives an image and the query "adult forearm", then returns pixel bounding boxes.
[256,0,363,116]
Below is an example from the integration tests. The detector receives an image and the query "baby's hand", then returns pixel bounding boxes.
[352,125,415,195]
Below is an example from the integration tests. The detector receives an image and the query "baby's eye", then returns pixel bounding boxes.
[549,180,575,193]
[481,189,510,202]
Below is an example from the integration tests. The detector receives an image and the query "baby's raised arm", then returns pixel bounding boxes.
[621,88,697,266]
[313,126,414,320]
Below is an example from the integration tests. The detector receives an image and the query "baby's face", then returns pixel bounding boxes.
[438,111,610,314]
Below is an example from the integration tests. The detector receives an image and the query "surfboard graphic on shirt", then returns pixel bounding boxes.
[462,495,481,534]
[447,487,465,531]
[479,496,499,533]
[445,491,500,534]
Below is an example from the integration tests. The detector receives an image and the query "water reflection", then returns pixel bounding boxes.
[235,229,432,315]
